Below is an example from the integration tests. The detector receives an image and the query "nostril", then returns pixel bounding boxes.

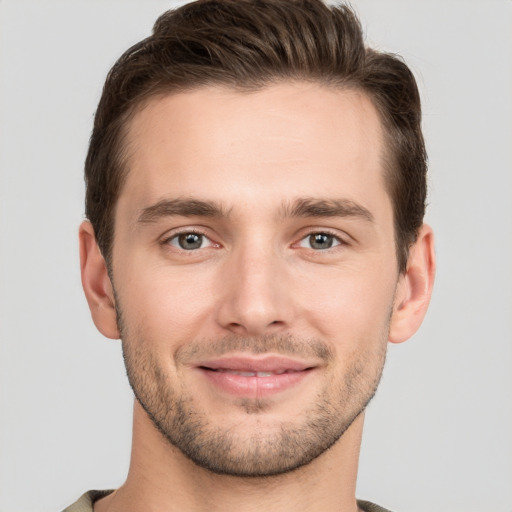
[228,322,246,333]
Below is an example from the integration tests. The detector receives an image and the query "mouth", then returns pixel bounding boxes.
[196,355,316,397]
[204,368,303,377]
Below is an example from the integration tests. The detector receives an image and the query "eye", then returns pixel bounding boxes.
[167,232,213,251]
[299,232,341,250]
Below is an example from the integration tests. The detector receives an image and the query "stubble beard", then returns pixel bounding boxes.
[118,307,388,478]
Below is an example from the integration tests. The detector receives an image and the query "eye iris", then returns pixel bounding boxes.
[310,233,333,250]
[178,233,202,250]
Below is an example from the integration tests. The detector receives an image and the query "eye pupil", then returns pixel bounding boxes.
[310,233,333,250]
[178,233,202,250]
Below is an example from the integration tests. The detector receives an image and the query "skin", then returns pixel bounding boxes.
[80,82,435,512]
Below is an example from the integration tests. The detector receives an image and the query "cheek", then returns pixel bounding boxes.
[114,258,218,346]
[297,263,397,343]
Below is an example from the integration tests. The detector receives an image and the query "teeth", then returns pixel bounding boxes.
[215,369,292,377]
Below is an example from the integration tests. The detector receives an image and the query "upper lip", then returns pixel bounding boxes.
[197,355,315,373]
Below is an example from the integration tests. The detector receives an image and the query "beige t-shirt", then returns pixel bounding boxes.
[62,490,393,512]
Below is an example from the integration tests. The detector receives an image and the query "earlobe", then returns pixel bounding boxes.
[79,221,120,339]
[389,224,436,344]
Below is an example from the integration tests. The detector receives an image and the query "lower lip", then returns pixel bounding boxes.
[198,368,313,397]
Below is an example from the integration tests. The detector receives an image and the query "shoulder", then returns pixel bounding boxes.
[62,490,114,512]
[357,499,394,512]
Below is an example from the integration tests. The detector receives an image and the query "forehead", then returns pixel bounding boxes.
[119,82,388,218]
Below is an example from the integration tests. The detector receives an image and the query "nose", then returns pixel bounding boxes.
[215,244,294,337]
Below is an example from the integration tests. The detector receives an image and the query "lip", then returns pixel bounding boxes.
[196,355,316,397]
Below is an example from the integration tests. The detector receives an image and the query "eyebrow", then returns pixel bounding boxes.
[137,198,228,223]
[137,196,374,224]
[281,197,374,222]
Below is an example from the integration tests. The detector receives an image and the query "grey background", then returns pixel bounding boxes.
[1,1,511,511]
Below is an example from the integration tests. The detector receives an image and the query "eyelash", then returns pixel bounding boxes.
[160,229,214,250]
[297,231,344,251]
[161,229,347,253]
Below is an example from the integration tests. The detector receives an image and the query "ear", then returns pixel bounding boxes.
[389,224,436,344]
[79,220,120,339]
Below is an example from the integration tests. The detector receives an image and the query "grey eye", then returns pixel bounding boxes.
[299,233,340,250]
[169,233,212,250]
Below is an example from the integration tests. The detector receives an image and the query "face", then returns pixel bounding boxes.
[111,83,400,476]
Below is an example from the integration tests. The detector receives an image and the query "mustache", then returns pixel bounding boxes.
[174,333,334,365]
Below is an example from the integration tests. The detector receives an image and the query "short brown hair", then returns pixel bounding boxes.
[85,0,427,272]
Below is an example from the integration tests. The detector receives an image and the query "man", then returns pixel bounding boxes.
[66,0,435,510]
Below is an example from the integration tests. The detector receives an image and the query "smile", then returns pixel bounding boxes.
[196,355,315,397]
[206,368,300,377]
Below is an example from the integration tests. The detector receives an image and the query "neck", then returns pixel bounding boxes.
[96,401,364,512]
